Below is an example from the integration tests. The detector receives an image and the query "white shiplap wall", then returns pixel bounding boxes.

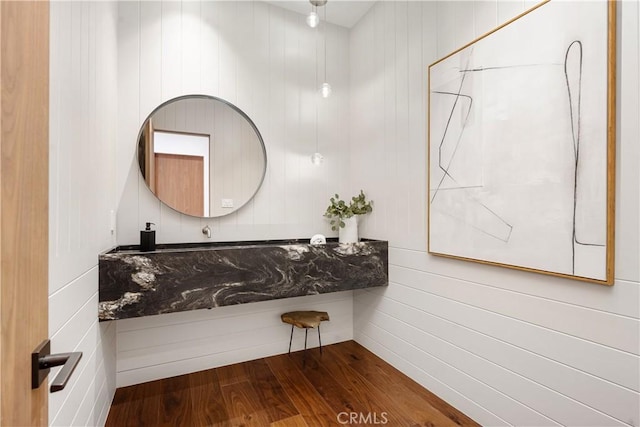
[350,1,640,426]
[49,1,118,426]
[115,1,354,387]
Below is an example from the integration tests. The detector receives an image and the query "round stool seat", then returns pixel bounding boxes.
[281,310,330,329]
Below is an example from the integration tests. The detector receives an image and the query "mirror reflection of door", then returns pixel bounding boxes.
[155,153,205,217]
[137,96,267,218]
[152,130,210,216]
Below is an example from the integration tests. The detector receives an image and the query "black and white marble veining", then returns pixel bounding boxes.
[98,239,388,321]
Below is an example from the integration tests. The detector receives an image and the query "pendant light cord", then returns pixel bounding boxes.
[323,6,327,83]
[315,21,319,153]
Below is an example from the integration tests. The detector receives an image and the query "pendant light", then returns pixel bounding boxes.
[306,9,319,28]
[306,0,326,28]
[321,82,332,98]
[311,152,324,165]
[311,13,323,165]
[320,4,331,98]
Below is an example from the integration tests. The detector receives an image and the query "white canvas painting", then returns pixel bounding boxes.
[428,0,614,283]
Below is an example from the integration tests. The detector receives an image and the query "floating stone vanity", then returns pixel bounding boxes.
[98,239,388,321]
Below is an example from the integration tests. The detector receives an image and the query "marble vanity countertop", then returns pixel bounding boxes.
[99,238,388,320]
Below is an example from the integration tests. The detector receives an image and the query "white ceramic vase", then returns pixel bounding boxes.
[339,216,359,244]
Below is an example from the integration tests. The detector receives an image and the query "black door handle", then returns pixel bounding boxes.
[32,339,83,393]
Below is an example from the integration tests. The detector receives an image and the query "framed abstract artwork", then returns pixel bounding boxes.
[428,0,616,285]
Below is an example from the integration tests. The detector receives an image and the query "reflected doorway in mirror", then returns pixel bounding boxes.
[137,95,267,218]
[153,131,209,217]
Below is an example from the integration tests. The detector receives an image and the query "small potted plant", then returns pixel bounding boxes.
[324,190,373,243]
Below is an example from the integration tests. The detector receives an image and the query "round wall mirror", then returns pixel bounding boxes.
[137,95,267,218]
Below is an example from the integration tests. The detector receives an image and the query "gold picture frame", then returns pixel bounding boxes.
[427,0,616,285]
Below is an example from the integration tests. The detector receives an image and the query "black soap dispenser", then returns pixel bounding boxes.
[140,222,156,252]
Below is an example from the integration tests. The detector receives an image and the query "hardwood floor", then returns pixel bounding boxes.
[106,340,478,426]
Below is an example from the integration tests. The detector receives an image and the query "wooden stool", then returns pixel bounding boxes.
[281,311,330,361]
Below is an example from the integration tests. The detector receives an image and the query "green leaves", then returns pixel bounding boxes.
[350,190,373,215]
[324,190,373,229]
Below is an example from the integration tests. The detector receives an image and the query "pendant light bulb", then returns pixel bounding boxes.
[321,82,332,98]
[306,11,319,28]
[311,152,324,165]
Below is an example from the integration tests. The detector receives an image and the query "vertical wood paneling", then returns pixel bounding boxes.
[181,1,201,95]
[617,0,640,283]
[381,1,395,243]
[161,1,182,102]
[474,1,498,37]
[294,11,317,227]
[139,1,162,120]
[351,1,640,426]
[332,26,352,204]
[49,1,118,425]
[115,1,353,386]
[116,1,142,243]
[496,0,525,26]
[394,1,410,245]
[111,0,355,240]
[435,1,456,58]
[454,2,476,48]
[247,0,271,227]
[283,11,300,226]
[407,1,426,251]
[200,1,218,97]
[268,5,287,224]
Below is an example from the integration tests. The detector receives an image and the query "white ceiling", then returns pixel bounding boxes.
[264,0,376,29]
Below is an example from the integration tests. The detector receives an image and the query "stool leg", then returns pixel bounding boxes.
[318,324,322,355]
[304,328,308,351]
[288,325,294,355]
[303,328,308,367]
